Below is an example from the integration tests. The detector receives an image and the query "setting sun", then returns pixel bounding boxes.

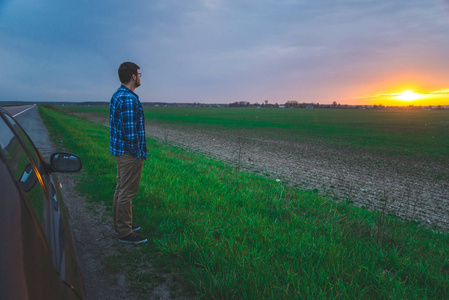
[395,91,423,101]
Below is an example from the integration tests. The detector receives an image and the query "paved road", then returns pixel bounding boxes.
[3,104,55,160]
[3,104,36,118]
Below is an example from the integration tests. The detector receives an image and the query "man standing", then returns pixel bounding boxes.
[110,62,148,244]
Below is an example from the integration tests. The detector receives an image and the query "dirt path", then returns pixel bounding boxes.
[76,110,449,231]
[17,107,187,299]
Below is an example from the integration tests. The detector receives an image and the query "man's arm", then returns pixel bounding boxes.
[121,97,141,158]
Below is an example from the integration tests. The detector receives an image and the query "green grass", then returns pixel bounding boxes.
[40,105,449,299]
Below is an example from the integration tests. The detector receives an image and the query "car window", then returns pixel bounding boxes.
[0,115,46,223]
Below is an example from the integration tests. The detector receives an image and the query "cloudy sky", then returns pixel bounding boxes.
[1,0,449,105]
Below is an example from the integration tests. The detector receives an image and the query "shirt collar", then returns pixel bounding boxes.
[120,84,139,98]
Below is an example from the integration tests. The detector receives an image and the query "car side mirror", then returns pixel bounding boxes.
[50,152,82,173]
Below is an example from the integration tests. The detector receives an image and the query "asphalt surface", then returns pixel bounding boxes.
[3,105,56,160]
[3,104,35,118]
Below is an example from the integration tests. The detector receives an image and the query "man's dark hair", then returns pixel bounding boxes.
[118,62,140,84]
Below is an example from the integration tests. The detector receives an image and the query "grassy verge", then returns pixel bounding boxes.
[40,105,449,298]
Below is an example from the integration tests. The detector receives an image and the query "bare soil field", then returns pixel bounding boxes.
[73,110,449,231]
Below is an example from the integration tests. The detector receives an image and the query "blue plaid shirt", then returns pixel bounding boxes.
[110,85,147,159]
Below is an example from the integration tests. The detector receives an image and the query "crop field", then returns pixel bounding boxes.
[62,105,449,230]
[40,105,449,298]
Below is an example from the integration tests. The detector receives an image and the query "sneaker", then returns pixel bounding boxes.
[115,225,141,235]
[119,232,148,244]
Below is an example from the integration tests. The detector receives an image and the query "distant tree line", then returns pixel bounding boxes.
[228,100,449,110]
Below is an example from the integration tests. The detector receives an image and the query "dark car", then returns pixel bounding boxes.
[0,107,86,299]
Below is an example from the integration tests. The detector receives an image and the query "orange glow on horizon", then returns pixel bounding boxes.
[346,71,449,106]
[357,87,449,107]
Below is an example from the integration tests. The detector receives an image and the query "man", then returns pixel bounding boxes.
[110,62,148,244]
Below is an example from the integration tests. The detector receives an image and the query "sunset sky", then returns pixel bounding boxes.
[1,0,449,106]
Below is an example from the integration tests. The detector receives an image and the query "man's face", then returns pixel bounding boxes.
[135,71,141,88]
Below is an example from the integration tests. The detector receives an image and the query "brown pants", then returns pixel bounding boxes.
[113,152,143,238]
